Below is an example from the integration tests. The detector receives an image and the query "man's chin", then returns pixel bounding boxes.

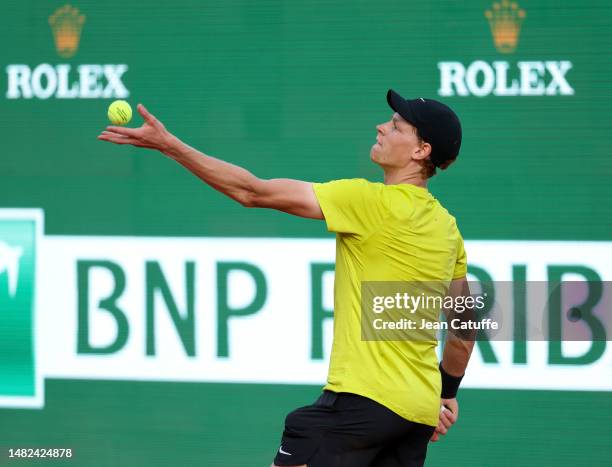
[370,146,381,164]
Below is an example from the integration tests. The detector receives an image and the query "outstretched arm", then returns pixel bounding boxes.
[98,104,324,220]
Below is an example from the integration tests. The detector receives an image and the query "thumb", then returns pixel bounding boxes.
[138,103,160,126]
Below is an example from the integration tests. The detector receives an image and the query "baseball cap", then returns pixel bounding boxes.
[386,89,462,168]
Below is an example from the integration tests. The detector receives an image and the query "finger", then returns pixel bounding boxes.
[436,421,448,435]
[440,410,454,427]
[99,132,154,148]
[441,408,457,425]
[99,130,132,139]
[441,399,459,418]
[98,133,128,144]
[138,104,160,126]
[440,411,454,429]
[98,132,139,145]
[430,432,439,442]
[105,125,140,137]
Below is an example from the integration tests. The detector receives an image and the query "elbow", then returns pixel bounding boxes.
[237,192,258,208]
[236,179,264,208]
[237,178,266,208]
[230,187,256,207]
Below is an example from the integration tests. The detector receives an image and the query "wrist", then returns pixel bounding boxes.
[439,362,464,399]
[161,134,185,160]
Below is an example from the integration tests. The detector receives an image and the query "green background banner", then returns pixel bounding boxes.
[2,0,611,239]
[1,0,611,465]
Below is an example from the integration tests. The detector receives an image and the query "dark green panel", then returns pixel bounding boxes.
[0,380,610,466]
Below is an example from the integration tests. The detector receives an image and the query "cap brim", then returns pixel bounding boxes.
[386,89,418,127]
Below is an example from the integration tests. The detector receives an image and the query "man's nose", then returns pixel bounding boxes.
[376,124,384,134]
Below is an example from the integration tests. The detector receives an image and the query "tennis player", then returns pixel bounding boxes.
[98,89,475,467]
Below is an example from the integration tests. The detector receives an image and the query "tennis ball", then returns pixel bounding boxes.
[107,100,132,125]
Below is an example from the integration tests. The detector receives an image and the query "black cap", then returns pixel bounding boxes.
[386,89,462,168]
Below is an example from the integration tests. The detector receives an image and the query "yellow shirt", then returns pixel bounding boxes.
[313,178,467,426]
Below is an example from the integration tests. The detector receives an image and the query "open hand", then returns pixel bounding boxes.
[98,104,173,154]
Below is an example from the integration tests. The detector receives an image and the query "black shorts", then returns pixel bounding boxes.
[273,391,435,467]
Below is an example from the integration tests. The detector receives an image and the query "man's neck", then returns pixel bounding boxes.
[383,170,428,188]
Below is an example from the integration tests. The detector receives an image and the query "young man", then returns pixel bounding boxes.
[98,89,474,467]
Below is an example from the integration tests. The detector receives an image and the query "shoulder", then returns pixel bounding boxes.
[316,178,382,188]
[314,178,386,197]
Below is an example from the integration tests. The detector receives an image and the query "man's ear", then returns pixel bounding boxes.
[413,142,432,161]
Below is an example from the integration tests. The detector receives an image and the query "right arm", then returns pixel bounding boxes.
[167,140,325,219]
[98,104,324,220]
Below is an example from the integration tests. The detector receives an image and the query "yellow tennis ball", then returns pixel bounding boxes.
[107,100,132,125]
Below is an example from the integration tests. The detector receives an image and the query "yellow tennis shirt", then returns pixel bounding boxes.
[313,178,467,427]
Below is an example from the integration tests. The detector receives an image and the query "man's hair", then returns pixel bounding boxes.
[416,130,457,178]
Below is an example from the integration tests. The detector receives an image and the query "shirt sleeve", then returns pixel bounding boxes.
[313,178,388,237]
[452,235,468,279]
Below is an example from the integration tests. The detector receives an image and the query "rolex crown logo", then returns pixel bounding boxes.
[485,0,526,54]
[49,4,86,58]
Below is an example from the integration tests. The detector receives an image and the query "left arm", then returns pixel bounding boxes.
[431,276,475,442]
